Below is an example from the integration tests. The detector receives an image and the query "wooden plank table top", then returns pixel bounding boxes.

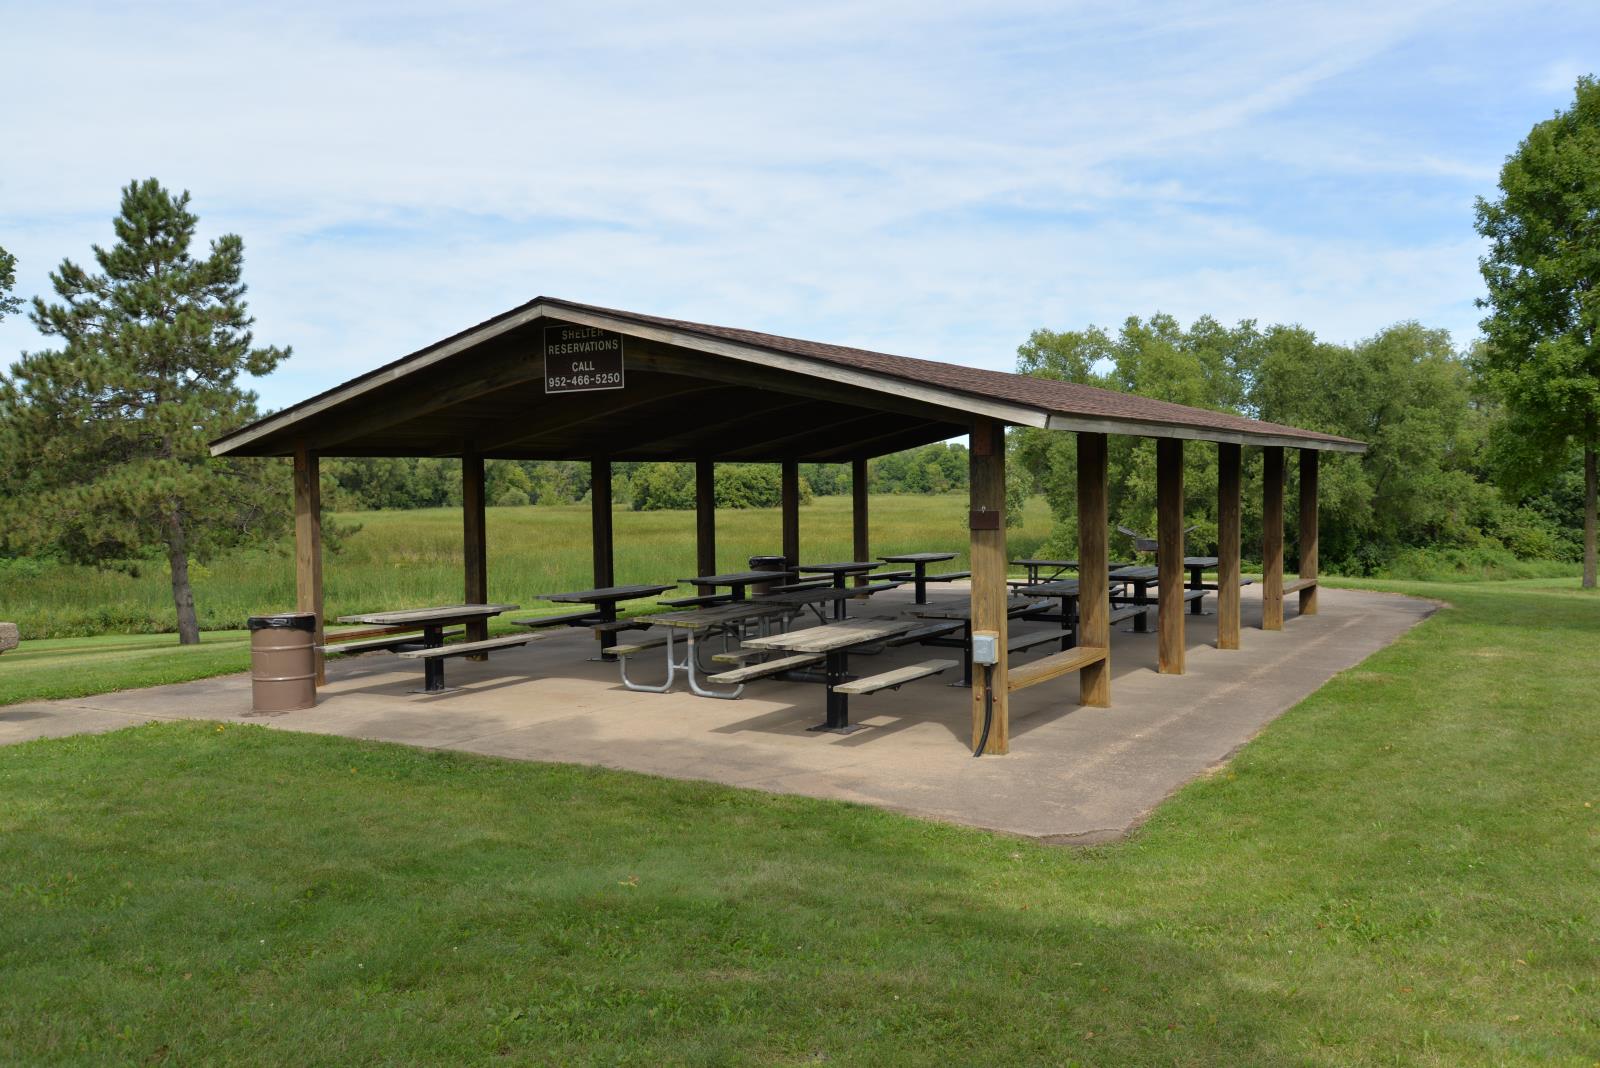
[1184,556,1220,567]
[538,584,676,604]
[681,569,793,586]
[742,618,919,654]
[879,552,957,564]
[1110,565,1159,581]
[797,561,881,575]
[912,596,1047,621]
[336,603,518,626]
[648,602,792,629]
[1025,580,1080,597]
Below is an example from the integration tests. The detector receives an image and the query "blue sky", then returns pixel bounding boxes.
[2,0,1597,411]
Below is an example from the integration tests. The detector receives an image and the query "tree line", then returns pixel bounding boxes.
[0,76,1595,642]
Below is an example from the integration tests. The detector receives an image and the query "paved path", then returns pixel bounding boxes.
[0,585,1434,842]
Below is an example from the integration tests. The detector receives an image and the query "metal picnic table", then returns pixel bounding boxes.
[537,584,676,656]
[911,595,1051,687]
[1182,556,1218,615]
[797,561,887,619]
[335,603,519,692]
[741,617,921,733]
[1109,565,1158,632]
[618,601,793,698]
[879,551,958,604]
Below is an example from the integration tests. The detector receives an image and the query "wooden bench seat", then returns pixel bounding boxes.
[591,619,651,634]
[322,627,462,655]
[710,648,767,665]
[873,569,914,581]
[926,570,971,582]
[396,634,535,660]
[658,593,734,608]
[887,620,964,645]
[1108,605,1145,625]
[1006,645,1108,692]
[706,654,824,684]
[1008,628,1067,654]
[762,580,832,594]
[510,610,602,630]
[1282,578,1318,594]
[834,659,959,695]
[608,633,671,657]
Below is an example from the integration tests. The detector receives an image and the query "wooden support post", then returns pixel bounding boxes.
[969,419,1009,753]
[1262,446,1285,631]
[1156,438,1185,674]
[851,458,869,587]
[1217,443,1242,650]
[695,458,717,577]
[1077,432,1111,706]
[1299,449,1319,616]
[591,459,614,589]
[293,442,325,685]
[781,459,800,567]
[462,451,489,653]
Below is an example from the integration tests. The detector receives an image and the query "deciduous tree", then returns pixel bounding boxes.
[1475,75,1600,587]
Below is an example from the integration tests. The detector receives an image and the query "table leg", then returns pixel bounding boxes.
[1059,595,1073,651]
[1133,581,1150,633]
[421,624,446,693]
[809,649,858,733]
[913,563,928,604]
[731,584,746,602]
[832,575,849,620]
[1189,566,1205,615]
[596,603,618,659]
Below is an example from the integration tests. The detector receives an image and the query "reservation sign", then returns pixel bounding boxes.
[544,324,625,393]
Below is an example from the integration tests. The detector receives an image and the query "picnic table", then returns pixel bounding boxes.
[879,552,967,604]
[615,601,793,698]
[797,561,890,619]
[1182,556,1219,615]
[536,584,676,655]
[680,569,793,603]
[1109,565,1158,633]
[336,603,519,692]
[912,595,1051,686]
[1009,558,1137,586]
[741,618,924,732]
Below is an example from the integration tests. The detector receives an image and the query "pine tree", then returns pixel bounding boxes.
[0,179,291,642]
[0,244,21,322]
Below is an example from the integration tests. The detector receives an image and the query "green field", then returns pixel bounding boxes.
[0,493,1055,641]
[1,577,1596,1065]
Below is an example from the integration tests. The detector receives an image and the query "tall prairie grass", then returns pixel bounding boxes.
[0,494,1054,639]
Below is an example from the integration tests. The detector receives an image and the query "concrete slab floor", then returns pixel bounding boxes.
[0,584,1435,842]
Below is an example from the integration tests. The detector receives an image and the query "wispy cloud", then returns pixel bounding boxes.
[0,0,1595,409]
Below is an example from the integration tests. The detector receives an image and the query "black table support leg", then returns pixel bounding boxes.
[597,604,618,659]
[1133,581,1150,632]
[914,563,928,605]
[420,624,447,693]
[809,649,859,733]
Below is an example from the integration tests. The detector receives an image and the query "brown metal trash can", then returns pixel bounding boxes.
[249,613,317,712]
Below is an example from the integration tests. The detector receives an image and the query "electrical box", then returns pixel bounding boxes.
[971,630,999,666]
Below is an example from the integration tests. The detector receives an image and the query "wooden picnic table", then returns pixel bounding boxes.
[335,603,519,691]
[537,584,676,655]
[911,595,1050,686]
[614,601,795,698]
[879,551,959,604]
[1009,558,1137,585]
[743,618,921,732]
[797,561,889,619]
[680,569,793,602]
[1109,565,1157,633]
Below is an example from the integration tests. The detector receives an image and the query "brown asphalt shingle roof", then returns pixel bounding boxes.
[541,298,1365,450]
[211,295,1365,454]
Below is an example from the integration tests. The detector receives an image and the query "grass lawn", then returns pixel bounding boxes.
[2,578,1597,1065]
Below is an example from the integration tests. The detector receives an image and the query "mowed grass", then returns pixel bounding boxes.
[0,493,1055,640]
[2,579,1597,1065]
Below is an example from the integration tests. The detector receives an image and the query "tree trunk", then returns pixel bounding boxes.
[1585,437,1597,590]
[165,508,201,644]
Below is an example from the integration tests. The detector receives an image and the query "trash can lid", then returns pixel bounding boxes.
[748,555,787,565]
[247,613,317,631]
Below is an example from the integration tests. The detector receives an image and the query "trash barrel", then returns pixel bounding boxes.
[248,613,317,713]
[749,555,787,596]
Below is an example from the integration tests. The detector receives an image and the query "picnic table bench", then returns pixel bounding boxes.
[796,561,894,619]
[533,584,676,656]
[737,618,953,732]
[335,603,521,692]
[878,552,968,604]
[613,601,794,698]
